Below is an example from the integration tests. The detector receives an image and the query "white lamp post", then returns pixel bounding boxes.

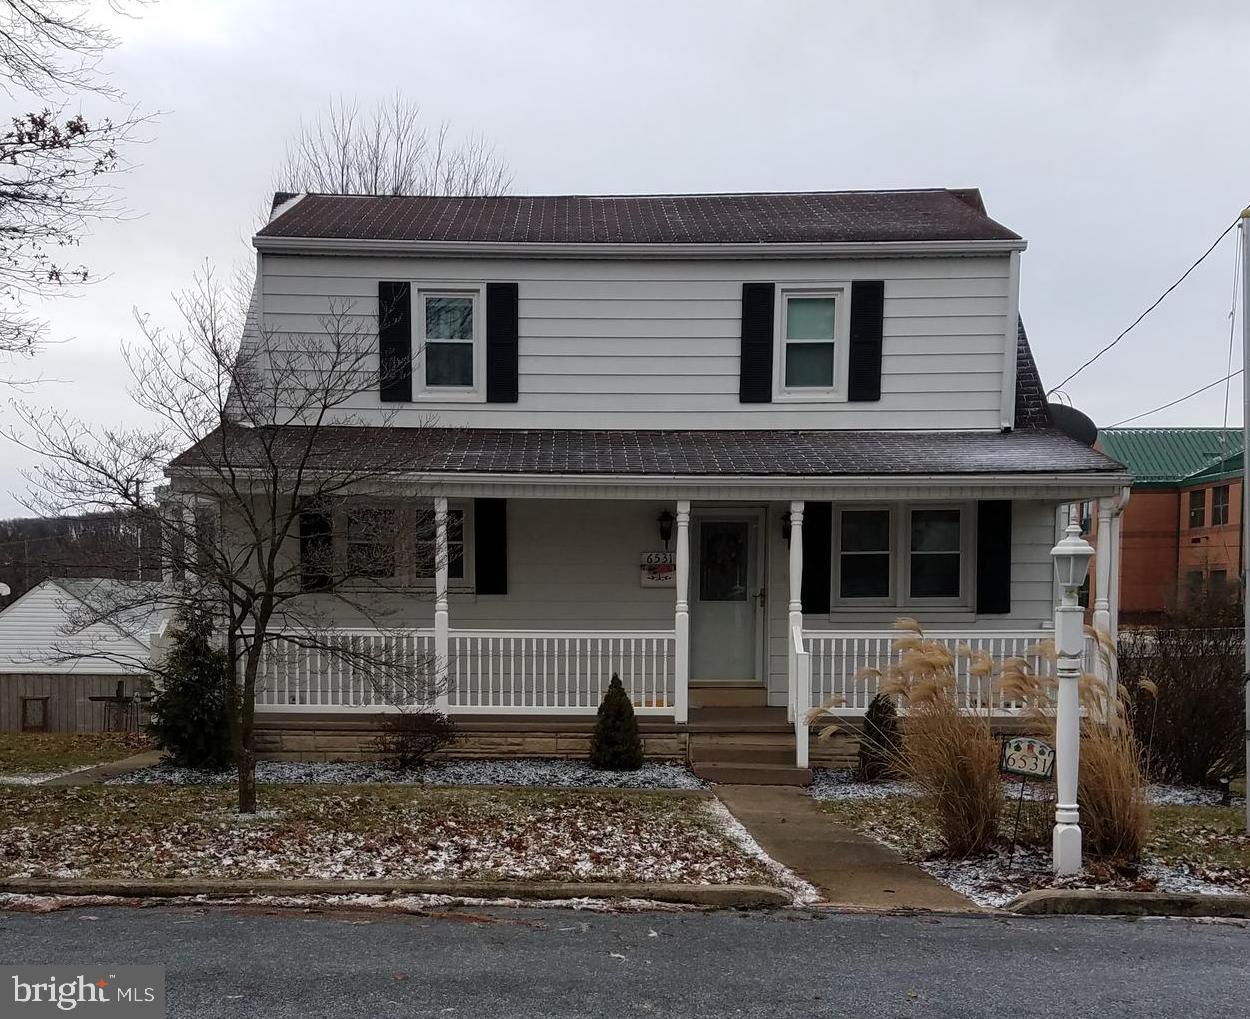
[1050,518,1096,875]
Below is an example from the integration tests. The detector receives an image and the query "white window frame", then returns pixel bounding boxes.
[832,502,976,610]
[772,283,852,401]
[414,284,487,402]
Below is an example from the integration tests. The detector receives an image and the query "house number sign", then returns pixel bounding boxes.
[639,551,676,588]
[1000,736,1056,780]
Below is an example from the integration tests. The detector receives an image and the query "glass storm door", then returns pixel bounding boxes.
[690,513,762,682]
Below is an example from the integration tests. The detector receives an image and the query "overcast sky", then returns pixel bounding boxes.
[2,0,1248,515]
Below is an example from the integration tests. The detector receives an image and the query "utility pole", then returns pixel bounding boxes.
[1241,206,1250,834]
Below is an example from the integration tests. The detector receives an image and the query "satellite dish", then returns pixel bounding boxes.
[1047,402,1099,447]
[0,583,10,598]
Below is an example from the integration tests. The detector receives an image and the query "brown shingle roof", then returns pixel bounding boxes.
[172,425,1121,478]
[256,190,1021,246]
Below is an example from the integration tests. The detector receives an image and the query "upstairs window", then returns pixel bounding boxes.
[774,285,850,398]
[420,290,479,392]
[1212,485,1230,526]
[783,295,837,388]
[1188,489,1206,529]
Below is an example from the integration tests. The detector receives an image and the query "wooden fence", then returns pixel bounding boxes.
[0,673,151,733]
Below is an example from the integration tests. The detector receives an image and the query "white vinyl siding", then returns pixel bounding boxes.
[0,582,152,674]
[259,254,1015,430]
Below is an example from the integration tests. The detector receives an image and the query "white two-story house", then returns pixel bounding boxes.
[169,188,1129,781]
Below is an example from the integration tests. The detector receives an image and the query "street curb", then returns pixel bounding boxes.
[39,750,164,787]
[0,877,792,909]
[1006,889,1250,918]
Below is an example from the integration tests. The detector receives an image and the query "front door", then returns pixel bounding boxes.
[690,510,763,682]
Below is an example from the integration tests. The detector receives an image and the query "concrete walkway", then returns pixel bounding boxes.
[715,784,978,911]
[40,749,163,787]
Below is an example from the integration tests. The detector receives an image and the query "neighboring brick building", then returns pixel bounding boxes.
[1094,428,1243,625]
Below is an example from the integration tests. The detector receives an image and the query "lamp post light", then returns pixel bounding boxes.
[1050,519,1096,875]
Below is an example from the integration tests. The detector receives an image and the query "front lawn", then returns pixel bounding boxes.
[0,733,149,780]
[820,793,1250,906]
[0,785,781,888]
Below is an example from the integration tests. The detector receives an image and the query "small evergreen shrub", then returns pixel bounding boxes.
[373,709,456,770]
[856,693,901,781]
[147,610,235,770]
[589,674,644,770]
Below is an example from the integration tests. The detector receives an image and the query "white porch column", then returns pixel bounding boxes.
[1091,499,1114,693]
[434,496,450,711]
[787,501,805,724]
[674,500,691,724]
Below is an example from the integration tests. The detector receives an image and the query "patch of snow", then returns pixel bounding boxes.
[109,758,706,790]
[806,770,918,802]
[1147,784,1246,808]
[0,765,96,786]
[704,799,821,906]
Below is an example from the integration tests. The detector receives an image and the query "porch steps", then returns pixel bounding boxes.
[687,683,769,709]
[688,731,812,787]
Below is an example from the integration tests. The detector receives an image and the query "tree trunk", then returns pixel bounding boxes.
[236,642,261,814]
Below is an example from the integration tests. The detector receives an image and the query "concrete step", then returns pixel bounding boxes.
[692,762,813,787]
[689,743,796,766]
[688,684,769,708]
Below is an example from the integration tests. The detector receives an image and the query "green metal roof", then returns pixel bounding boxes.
[1097,428,1243,488]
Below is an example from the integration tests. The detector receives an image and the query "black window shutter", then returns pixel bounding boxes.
[299,501,334,592]
[486,282,519,403]
[800,502,833,614]
[975,501,1012,614]
[474,498,508,595]
[739,282,775,403]
[378,281,412,402]
[847,280,885,402]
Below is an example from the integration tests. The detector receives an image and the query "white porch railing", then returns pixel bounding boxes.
[800,628,1080,716]
[786,626,1093,767]
[447,630,675,714]
[253,628,677,716]
[253,629,437,710]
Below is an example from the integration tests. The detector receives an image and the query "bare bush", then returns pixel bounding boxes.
[373,710,456,771]
[1118,596,1245,785]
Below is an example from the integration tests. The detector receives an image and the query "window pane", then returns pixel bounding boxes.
[786,297,836,340]
[425,297,473,340]
[842,510,890,552]
[911,553,960,598]
[911,509,961,552]
[699,521,748,601]
[784,342,834,387]
[426,342,474,386]
[841,553,890,598]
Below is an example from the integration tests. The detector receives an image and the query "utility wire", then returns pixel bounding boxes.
[1049,215,1243,394]
[1107,369,1244,428]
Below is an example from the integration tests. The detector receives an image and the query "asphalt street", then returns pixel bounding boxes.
[1,904,1247,1018]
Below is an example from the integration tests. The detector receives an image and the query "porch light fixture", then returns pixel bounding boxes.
[781,511,792,543]
[656,510,675,548]
[1050,521,1095,595]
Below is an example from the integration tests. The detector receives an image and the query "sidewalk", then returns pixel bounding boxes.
[715,784,978,911]
[39,749,163,787]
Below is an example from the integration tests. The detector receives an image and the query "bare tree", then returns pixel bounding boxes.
[0,0,149,369]
[274,92,511,198]
[8,268,457,811]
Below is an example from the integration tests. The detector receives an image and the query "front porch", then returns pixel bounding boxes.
[244,466,1125,779]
